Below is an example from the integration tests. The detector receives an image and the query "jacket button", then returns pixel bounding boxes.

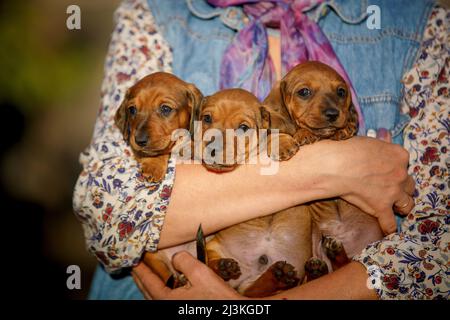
[367,129,376,138]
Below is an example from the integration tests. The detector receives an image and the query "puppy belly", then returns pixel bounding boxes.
[313,200,383,259]
[208,206,312,293]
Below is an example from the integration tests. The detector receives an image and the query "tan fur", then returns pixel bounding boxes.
[264,61,383,273]
[115,72,202,182]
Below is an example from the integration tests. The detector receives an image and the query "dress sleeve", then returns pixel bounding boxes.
[353,6,449,300]
[72,0,175,273]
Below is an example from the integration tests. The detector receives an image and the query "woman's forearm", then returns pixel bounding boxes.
[159,143,330,248]
[264,261,379,300]
[159,137,412,248]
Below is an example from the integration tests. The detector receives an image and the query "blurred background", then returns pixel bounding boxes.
[0,0,121,299]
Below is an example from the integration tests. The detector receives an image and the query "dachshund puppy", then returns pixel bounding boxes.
[115,72,202,182]
[198,88,270,172]
[143,88,311,297]
[264,61,358,160]
[195,89,312,297]
[115,72,202,288]
[263,61,383,276]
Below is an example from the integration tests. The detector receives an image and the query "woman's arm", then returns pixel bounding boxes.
[72,0,175,272]
[159,136,414,248]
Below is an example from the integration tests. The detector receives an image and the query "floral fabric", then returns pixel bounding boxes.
[73,0,449,298]
[353,6,449,300]
[72,0,175,273]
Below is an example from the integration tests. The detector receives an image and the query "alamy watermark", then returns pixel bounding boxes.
[66,5,81,30]
[66,265,81,290]
[366,5,381,30]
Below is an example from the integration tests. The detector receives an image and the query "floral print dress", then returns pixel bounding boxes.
[353,6,449,299]
[73,0,449,299]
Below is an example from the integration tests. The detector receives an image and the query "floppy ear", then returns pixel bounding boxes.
[114,89,131,141]
[263,81,285,114]
[186,84,204,135]
[259,106,271,129]
[262,81,297,135]
[346,102,359,137]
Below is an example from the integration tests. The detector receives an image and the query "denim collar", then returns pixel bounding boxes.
[187,0,370,30]
[187,0,248,31]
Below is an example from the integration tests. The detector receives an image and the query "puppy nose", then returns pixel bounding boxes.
[134,130,148,147]
[323,108,340,122]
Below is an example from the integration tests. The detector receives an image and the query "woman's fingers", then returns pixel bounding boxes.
[394,194,414,216]
[131,268,153,300]
[132,262,170,300]
[172,251,208,280]
[376,208,398,235]
[404,175,416,196]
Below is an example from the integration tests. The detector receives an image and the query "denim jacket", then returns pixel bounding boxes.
[147,0,434,144]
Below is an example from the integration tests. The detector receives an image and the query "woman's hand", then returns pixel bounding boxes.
[132,251,243,300]
[132,251,378,300]
[302,136,415,234]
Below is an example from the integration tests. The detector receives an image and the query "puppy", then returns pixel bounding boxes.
[198,88,270,172]
[195,89,312,297]
[142,88,311,297]
[115,72,202,182]
[263,61,383,275]
[115,72,203,288]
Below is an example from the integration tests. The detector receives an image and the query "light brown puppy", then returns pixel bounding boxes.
[263,61,383,275]
[196,89,312,297]
[198,88,270,173]
[115,72,202,182]
[115,72,202,288]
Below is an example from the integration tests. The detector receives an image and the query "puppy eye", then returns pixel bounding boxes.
[337,87,347,98]
[298,88,312,98]
[203,114,212,124]
[237,124,249,132]
[128,106,137,116]
[159,104,173,116]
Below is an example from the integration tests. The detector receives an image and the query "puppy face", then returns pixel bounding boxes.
[280,62,357,138]
[197,89,269,173]
[115,72,202,157]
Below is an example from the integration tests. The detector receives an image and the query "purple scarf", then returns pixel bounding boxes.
[207,0,365,132]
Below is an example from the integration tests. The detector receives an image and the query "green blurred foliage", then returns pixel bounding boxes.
[0,1,97,114]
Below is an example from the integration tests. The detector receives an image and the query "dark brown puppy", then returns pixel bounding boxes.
[115,72,202,182]
[264,61,383,277]
[264,61,358,160]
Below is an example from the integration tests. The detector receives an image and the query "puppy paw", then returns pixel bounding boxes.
[209,258,241,281]
[270,261,299,289]
[332,126,356,141]
[304,258,329,281]
[141,160,167,183]
[321,236,350,270]
[269,134,299,161]
[166,273,188,288]
[294,129,319,146]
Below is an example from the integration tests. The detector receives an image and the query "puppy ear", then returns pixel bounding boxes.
[346,102,359,137]
[186,84,204,135]
[115,89,131,141]
[262,81,296,135]
[259,106,271,129]
[263,81,284,114]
